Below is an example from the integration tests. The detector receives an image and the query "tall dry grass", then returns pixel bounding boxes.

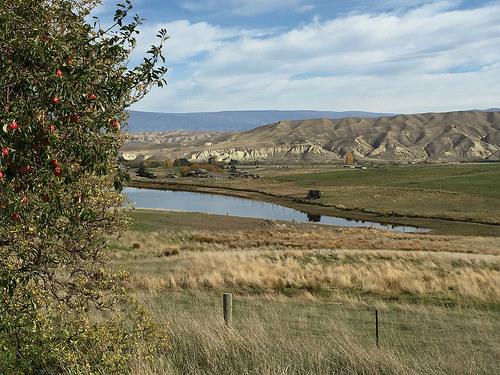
[110,227,500,303]
[128,249,499,302]
[127,293,500,375]
[106,224,500,374]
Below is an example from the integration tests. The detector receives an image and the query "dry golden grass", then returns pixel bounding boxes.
[111,227,500,303]
[130,306,414,375]
[127,292,500,375]
[192,227,500,254]
[116,226,500,255]
[106,217,500,374]
[127,249,499,302]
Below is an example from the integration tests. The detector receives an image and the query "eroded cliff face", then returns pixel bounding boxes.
[188,144,332,162]
[121,111,500,163]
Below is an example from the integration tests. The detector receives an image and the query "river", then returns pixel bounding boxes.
[124,187,428,233]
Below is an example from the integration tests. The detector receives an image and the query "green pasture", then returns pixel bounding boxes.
[270,163,500,199]
[252,163,500,226]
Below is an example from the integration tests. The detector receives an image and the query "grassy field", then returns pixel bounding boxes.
[267,164,500,198]
[107,209,500,374]
[235,163,500,225]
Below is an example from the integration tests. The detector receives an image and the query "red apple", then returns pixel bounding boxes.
[51,96,59,104]
[49,124,55,131]
[89,93,96,100]
[34,78,38,84]
[0,171,3,179]
[53,167,62,176]
[56,69,62,77]
[11,213,19,221]
[65,57,72,66]
[22,196,28,203]
[8,122,17,130]
[70,114,80,123]
[2,148,8,157]
[51,159,58,167]
[42,193,50,202]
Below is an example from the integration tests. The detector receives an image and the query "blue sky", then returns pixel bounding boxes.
[95,0,500,114]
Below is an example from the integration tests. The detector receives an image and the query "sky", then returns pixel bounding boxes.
[93,0,500,114]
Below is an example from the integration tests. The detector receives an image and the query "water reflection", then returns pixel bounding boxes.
[124,187,428,233]
[306,213,321,222]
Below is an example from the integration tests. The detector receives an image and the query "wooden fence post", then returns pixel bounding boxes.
[375,309,379,347]
[223,293,232,327]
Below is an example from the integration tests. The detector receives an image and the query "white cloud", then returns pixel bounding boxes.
[182,0,307,16]
[130,2,500,113]
[137,63,500,113]
[131,20,237,63]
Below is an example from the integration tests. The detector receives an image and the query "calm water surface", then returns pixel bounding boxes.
[124,187,428,233]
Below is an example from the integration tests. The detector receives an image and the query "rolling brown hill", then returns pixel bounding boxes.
[121,110,500,163]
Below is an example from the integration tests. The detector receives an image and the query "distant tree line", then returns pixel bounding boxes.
[121,157,240,169]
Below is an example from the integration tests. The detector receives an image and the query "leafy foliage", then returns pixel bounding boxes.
[136,162,156,179]
[173,157,191,167]
[0,0,169,372]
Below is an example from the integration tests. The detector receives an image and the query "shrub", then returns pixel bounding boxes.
[179,165,191,176]
[173,158,191,167]
[162,246,180,256]
[136,163,157,179]
[345,153,354,165]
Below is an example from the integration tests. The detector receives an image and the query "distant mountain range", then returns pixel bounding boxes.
[475,108,500,112]
[126,110,394,132]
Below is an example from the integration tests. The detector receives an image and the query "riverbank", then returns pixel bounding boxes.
[128,177,500,236]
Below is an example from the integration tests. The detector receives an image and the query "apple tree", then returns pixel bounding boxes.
[0,0,168,372]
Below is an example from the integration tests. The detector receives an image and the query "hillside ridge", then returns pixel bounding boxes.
[122,110,500,163]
